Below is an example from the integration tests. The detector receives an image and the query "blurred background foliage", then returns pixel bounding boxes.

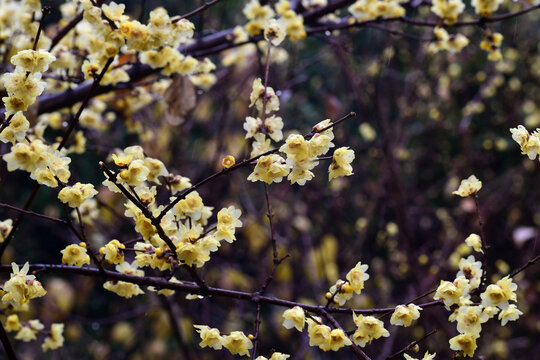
[0,0,539,359]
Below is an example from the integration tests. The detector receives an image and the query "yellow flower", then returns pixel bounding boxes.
[452,175,482,197]
[15,319,44,342]
[352,313,390,347]
[464,234,483,253]
[264,18,286,46]
[390,304,422,327]
[329,279,353,306]
[99,239,126,264]
[4,314,21,332]
[346,262,369,294]
[449,333,477,357]
[307,318,332,351]
[222,155,236,169]
[58,182,98,208]
[42,323,65,351]
[11,49,56,73]
[248,154,290,184]
[222,331,253,356]
[434,276,470,308]
[193,325,224,349]
[215,206,242,243]
[0,219,13,243]
[404,351,437,360]
[498,304,522,326]
[329,147,355,180]
[282,306,305,331]
[2,262,47,307]
[328,328,352,351]
[103,262,145,298]
[175,191,204,220]
[480,276,517,309]
[456,305,489,337]
[61,243,91,267]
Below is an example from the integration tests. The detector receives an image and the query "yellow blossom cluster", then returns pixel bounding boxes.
[327,262,369,306]
[3,139,71,188]
[244,0,306,42]
[194,325,255,356]
[348,0,406,22]
[430,0,465,24]
[428,27,469,54]
[99,239,126,264]
[0,49,55,143]
[510,125,540,160]
[58,182,98,208]
[480,31,504,61]
[1,263,46,308]
[351,313,390,347]
[434,215,522,358]
[306,318,352,351]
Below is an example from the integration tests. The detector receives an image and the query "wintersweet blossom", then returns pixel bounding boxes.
[404,351,437,360]
[498,304,523,326]
[449,333,477,357]
[307,318,332,351]
[329,147,355,180]
[61,243,91,267]
[194,325,223,349]
[222,331,253,356]
[452,175,482,197]
[346,261,369,293]
[352,313,390,347]
[390,304,422,327]
[282,306,305,331]
[42,323,65,351]
[465,233,483,253]
[2,263,46,307]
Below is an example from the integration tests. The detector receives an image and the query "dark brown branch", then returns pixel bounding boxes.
[0,319,17,360]
[49,12,83,51]
[0,263,444,316]
[320,309,371,360]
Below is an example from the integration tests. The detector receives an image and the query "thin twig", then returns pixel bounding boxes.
[172,0,224,22]
[385,329,437,359]
[0,203,68,225]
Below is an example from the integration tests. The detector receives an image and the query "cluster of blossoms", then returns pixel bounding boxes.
[510,125,540,160]
[193,325,258,357]
[243,0,306,41]
[94,145,243,297]
[430,177,523,357]
[0,264,63,351]
[1,49,55,142]
[348,0,406,21]
[246,81,355,185]
[279,261,424,352]
[480,31,504,61]
[430,0,465,24]
[427,27,469,54]
[326,262,370,306]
